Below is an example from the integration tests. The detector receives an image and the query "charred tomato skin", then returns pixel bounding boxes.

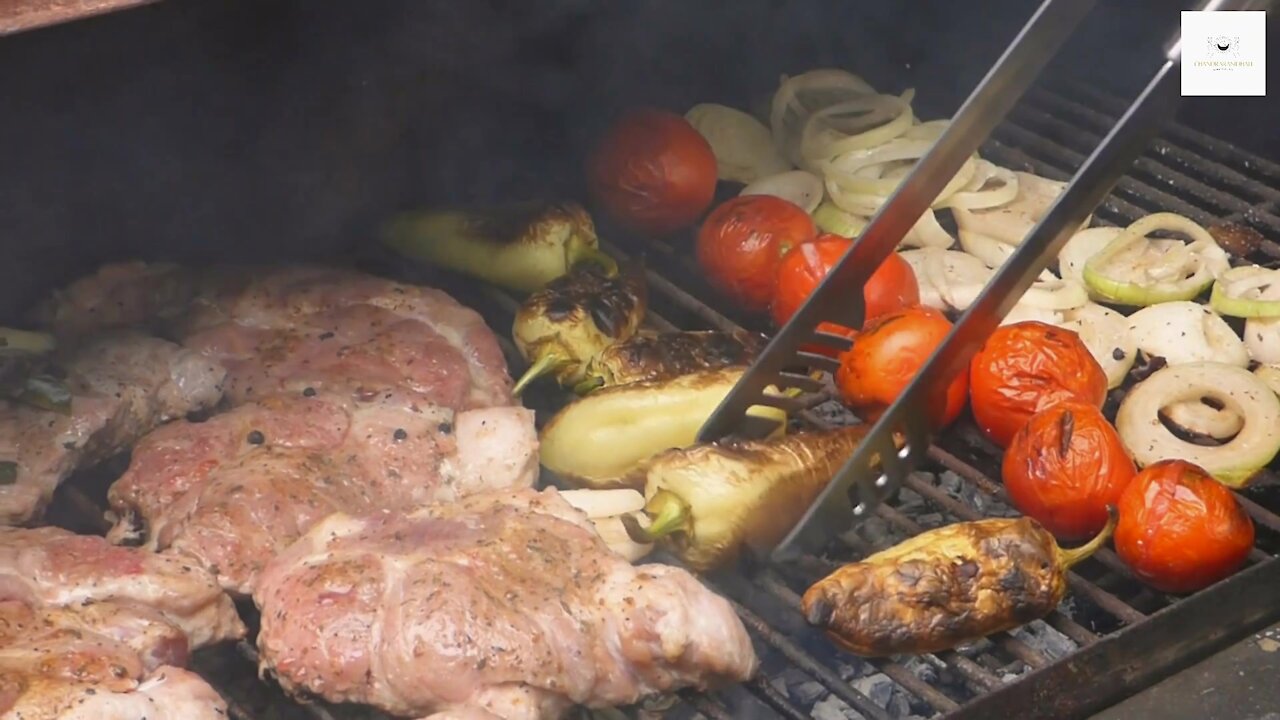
[968,321,1107,448]
[585,108,718,236]
[1002,401,1136,541]
[1115,459,1254,594]
[772,234,919,354]
[696,195,817,313]
[835,306,967,427]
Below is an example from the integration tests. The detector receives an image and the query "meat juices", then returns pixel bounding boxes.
[0,527,242,719]
[254,487,758,720]
[108,390,538,594]
[0,332,226,525]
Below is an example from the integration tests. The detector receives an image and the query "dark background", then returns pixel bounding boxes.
[0,0,1275,319]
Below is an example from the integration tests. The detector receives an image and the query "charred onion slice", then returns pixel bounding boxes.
[740,170,825,214]
[1082,213,1229,306]
[1117,362,1280,488]
[1125,301,1248,367]
[686,103,790,184]
[1057,303,1136,389]
[1210,265,1280,318]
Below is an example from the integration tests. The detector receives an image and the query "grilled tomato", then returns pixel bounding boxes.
[772,234,918,348]
[697,195,817,313]
[1002,401,1136,541]
[1114,459,1254,594]
[969,321,1107,448]
[585,108,717,236]
[835,306,967,426]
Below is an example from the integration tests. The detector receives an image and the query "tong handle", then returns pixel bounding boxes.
[697,0,1098,444]
[772,50,1191,562]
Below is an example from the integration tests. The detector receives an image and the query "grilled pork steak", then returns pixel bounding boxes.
[40,263,514,411]
[0,332,226,525]
[255,487,758,720]
[0,528,241,719]
[108,390,538,594]
[0,527,244,650]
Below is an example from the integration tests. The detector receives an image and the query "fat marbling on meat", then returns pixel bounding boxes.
[254,487,758,720]
[0,527,241,719]
[0,332,226,525]
[108,389,538,594]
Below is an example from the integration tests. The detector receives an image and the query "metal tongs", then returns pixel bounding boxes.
[699,0,1270,562]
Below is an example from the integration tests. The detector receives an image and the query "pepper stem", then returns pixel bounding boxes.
[511,350,568,396]
[566,237,620,277]
[1059,505,1118,569]
[573,376,605,395]
[620,489,691,544]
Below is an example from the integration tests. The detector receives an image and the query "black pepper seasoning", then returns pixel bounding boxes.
[303,387,317,397]
[393,428,408,442]
[247,430,266,445]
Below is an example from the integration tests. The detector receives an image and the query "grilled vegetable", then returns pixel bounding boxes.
[382,201,616,293]
[697,195,816,313]
[573,330,766,394]
[0,328,70,414]
[619,425,874,572]
[1125,301,1247,367]
[1210,265,1280,318]
[511,264,648,394]
[968,321,1107,448]
[1114,460,1254,593]
[559,488,654,562]
[539,367,788,490]
[1082,213,1229,306]
[1115,362,1280,488]
[802,509,1115,657]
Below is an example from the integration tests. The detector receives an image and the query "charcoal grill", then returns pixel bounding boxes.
[3,1,1279,719]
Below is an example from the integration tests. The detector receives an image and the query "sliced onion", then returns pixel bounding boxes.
[897,248,948,310]
[740,170,824,213]
[798,91,914,170]
[1001,304,1064,326]
[1210,265,1280,318]
[937,161,1020,211]
[1125,301,1248,367]
[958,229,1054,281]
[771,69,877,167]
[900,209,955,249]
[812,201,867,238]
[1162,400,1244,441]
[924,250,993,311]
[1244,316,1280,364]
[952,172,1079,246]
[823,138,976,215]
[1253,364,1280,397]
[1020,277,1089,311]
[1117,362,1280,488]
[1057,227,1122,287]
[1057,303,1136,389]
[686,103,791,185]
[1082,213,1230,306]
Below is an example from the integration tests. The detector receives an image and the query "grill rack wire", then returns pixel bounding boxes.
[48,78,1280,720]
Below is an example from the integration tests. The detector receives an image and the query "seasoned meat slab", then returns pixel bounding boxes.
[0,527,240,719]
[39,263,514,411]
[255,487,758,720]
[0,526,245,650]
[0,332,226,525]
[108,390,538,594]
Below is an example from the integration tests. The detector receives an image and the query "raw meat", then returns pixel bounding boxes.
[108,390,538,594]
[255,487,757,720]
[0,332,226,525]
[0,526,245,650]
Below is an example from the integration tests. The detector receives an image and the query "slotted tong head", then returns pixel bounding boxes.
[698,0,1271,562]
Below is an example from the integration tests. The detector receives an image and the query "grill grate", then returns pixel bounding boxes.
[47,79,1280,720]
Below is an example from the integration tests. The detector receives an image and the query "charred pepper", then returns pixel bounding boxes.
[620,425,875,571]
[511,263,648,394]
[382,201,617,293]
[802,509,1115,657]
[538,367,788,490]
[0,327,70,414]
[573,329,767,394]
